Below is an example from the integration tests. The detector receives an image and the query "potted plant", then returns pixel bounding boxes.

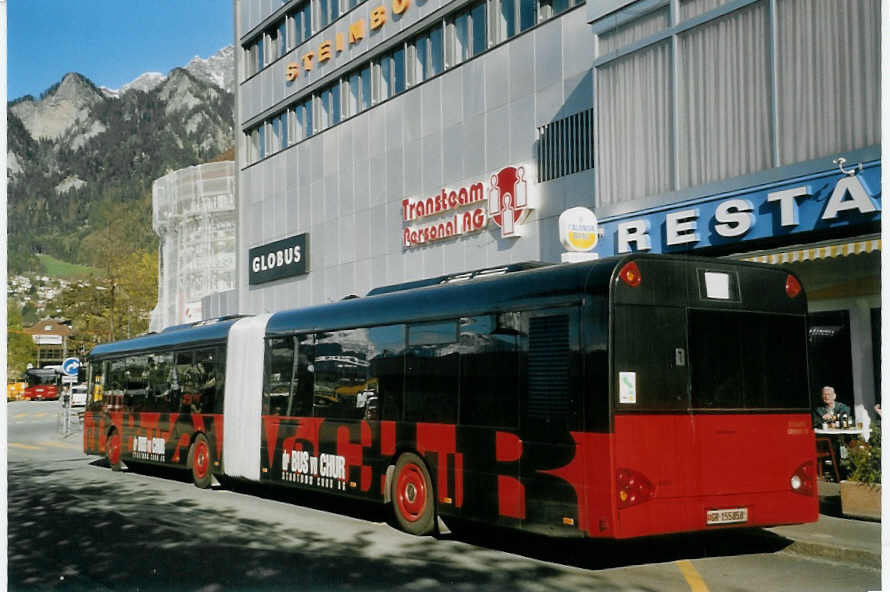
[840,424,881,520]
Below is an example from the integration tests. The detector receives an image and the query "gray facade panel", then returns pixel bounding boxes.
[563,16,594,78]
[441,68,463,128]
[386,147,406,199]
[404,138,423,195]
[369,153,386,206]
[324,174,340,222]
[485,104,509,170]
[421,79,443,138]
[354,157,371,211]
[421,132,443,189]
[535,19,563,91]
[442,123,464,182]
[509,96,535,164]
[484,45,510,110]
[535,80,564,125]
[509,34,535,101]
[462,58,485,118]
[404,93,423,142]
[355,207,372,261]
[385,101,404,154]
[462,114,485,178]
[370,204,387,258]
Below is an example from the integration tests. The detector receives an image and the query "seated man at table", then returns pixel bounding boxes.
[813,385,852,427]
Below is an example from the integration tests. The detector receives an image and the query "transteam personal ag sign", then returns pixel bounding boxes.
[249,233,309,285]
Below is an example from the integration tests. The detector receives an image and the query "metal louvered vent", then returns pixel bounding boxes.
[536,108,594,183]
[527,315,570,419]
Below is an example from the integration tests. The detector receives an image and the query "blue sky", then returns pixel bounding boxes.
[8,1,234,100]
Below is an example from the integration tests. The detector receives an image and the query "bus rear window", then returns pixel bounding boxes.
[689,310,808,410]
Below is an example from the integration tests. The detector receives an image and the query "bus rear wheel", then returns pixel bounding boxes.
[188,434,213,489]
[392,452,435,536]
[106,429,122,472]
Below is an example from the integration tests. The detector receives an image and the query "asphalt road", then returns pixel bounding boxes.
[7,400,881,591]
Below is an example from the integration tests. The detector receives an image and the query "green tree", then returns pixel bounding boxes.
[7,301,37,377]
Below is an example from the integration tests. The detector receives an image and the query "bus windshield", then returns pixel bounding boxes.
[25,370,58,387]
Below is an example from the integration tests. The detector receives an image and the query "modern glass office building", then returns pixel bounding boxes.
[231,0,879,424]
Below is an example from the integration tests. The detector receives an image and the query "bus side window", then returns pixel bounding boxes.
[89,361,105,407]
[405,320,458,424]
[369,324,405,422]
[174,351,194,412]
[213,346,226,414]
[291,334,314,417]
[190,349,217,414]
[108,359,126,396]
[124,355,150,411]
[458,314,519,428]
[147,352,173,410]
[313,329,369,420]
[264,337,295,416]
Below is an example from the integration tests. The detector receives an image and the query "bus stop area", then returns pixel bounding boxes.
[763,480,881,569]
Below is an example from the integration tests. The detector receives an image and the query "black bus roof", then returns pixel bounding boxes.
[88,317,242,360]
[88,254,802,354]
[267,256,628,336]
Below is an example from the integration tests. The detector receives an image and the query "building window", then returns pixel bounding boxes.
[317,82,341,130]
[775,0,880,165]
[393,46,406,94]
[267,29,280,64]
[410,26,444,84]
[593,0,880,208]
[537,108,594,182]
[677,2,771,189]
[596,41,672,205]
[277,18,288,57]
[318,0,340,30]
[287,1,312,48]
[243,38,264,78]
[345,65,372,116]
[246,124,267,164]
[597,6,668,56]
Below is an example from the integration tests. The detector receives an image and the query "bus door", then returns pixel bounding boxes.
[260,335,315,483]
[518,306,585,536]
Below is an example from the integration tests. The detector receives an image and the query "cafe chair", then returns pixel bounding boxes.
[815,436,840,482]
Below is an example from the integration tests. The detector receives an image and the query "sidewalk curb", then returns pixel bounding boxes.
[778,537,882,569]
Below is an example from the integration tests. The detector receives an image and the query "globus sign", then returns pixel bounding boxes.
[402,164,537,248]
[591,160,881,256]
[249,233,309,285]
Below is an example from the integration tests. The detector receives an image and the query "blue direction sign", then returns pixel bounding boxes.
[61,357,80,376]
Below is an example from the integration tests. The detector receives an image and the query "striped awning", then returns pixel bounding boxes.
[737,236,881,264]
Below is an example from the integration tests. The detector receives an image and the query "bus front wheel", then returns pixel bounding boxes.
[106,429,122,472]
[391,452,435,536]
[188,434,213,489]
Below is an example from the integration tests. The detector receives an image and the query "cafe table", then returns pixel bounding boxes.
[813,427,866,481]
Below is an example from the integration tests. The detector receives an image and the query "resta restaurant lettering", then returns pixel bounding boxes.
[286,0,411,81]
[252,245,303,273]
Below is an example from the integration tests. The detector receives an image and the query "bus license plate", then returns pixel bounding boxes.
[706,508,748,525]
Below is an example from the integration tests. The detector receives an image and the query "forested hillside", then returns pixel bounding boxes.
[8,51,235,274]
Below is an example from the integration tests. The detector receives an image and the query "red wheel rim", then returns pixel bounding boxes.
[107,432,120,465]
[193,440,209,479]
[396,464,427,522]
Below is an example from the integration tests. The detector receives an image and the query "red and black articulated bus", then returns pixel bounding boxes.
[23,367,61,401]
[83,254,818,538]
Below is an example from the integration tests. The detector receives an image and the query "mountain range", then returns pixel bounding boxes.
[7,45,236,274]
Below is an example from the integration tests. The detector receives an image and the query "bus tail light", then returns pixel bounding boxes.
[790,461,815,496]
[785,274,802,299]
[618,262,642,288]
[616,468,655,509]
